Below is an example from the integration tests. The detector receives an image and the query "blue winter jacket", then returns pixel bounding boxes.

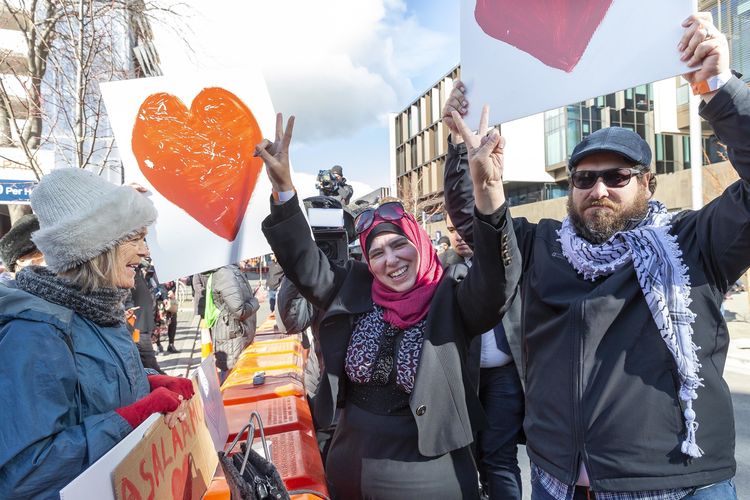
[0,283,150,499]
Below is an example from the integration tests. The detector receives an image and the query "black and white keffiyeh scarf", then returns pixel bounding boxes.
[558,200,704,458]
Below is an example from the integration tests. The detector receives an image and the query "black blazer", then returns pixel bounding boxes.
[261,196,519,456]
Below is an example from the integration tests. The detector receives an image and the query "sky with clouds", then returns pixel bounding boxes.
[152,0,459,196]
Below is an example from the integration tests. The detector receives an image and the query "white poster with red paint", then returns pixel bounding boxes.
[101,72,291,281]
[461,0,693,124]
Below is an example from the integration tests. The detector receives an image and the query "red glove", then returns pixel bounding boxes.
[115,387,182,428]
[147,374,195,400]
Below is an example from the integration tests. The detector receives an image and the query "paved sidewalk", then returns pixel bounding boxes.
[158,278,272,378]
[156,306,201,378]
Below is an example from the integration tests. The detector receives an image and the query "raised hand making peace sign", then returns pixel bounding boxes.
[255,113,296,193]
[450,105,507,215]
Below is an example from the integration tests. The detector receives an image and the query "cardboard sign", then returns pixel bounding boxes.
[60,414,161,500]
[113,380,218,500]
[461,0,693,124]
[193,355,229,452]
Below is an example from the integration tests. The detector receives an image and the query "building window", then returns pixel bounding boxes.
[544,108,566,166]
[655,134,680,174]
[506,182,568,207]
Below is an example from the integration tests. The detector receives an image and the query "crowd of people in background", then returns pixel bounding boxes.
[2,11,749,500]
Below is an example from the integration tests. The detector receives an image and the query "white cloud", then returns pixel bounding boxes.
[152,0,453,143]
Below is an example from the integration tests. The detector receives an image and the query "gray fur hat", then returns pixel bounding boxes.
[0,214,40,271]
[30,168,157,273]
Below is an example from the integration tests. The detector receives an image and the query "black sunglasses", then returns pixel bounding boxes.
[354,201,407,235]
[570,167,644,190]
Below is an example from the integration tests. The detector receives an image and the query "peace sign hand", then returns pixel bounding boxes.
[255,113,295,193]
[450,105,506,214]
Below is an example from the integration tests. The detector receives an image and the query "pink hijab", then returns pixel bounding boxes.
[359,211,444,329]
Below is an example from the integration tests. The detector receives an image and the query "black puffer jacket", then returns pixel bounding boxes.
[443,76,750,491]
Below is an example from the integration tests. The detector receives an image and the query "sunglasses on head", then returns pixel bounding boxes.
[354,201,407,235]
[570,167,644,190]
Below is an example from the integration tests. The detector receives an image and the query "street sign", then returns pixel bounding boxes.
[0,179,36,204]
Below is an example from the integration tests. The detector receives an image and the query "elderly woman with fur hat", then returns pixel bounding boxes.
[0,169,195,499]
[258,114,514,499]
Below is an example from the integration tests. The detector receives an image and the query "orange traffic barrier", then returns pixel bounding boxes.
[228,365,304,380]
[206,312,327,499]
[239,338,305,359]
[221,371,306,406]
[253,315,294,341]
[223,360,304,391]
[232,351,304,375]
[225,396,315,442]
[268,430,329,497]
[206,432,329,499]
[254,330,292,341]
[203,475,229,500]
[256,315,279,333]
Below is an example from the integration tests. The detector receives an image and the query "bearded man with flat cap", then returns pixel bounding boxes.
[442,13,745,500]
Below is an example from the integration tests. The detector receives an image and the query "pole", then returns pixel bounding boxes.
[75,0,87,169]
[689,0,703,210]
[689,92,703,210]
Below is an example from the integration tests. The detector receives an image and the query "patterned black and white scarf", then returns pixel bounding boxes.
[345,306,424,393]
[558,200,704,458]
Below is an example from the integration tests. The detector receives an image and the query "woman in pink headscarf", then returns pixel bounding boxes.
[258,112,513,499]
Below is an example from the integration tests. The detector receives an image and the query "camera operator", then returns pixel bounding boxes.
[316,164,353,205]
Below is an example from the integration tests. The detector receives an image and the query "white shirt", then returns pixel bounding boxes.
[464,257,512,369]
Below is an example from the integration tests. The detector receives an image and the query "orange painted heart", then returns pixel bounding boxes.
[170,454,192,500]
[132,87,263,241]
[474,0,613,72]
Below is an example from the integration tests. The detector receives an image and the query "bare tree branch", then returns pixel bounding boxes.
[0,0,188,177]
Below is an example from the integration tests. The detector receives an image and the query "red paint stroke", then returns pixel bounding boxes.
[170,454,192,500]
[132,87,263,241]
[474,0,613,72]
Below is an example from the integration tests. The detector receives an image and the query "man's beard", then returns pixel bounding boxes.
[567,189,650,244]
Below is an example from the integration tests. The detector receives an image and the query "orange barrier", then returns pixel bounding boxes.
[229,365,304,381]
[239,338,305,359]
[204,477,327,500]
[206,313,327,499]
[225,396,314,442]
[268,430,329,497]
[254,331,292,341]
[232,351,304,373]
[206,431,329,499]
[203,474,229,500]
[221,372,306,406]
[223,352,304,393]
[253,314,295,341]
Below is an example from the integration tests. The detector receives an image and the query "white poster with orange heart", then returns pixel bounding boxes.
[461,0,693,124]
[101,72,290,281]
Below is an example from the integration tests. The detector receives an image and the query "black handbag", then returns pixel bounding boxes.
[218,411,332,500]
[218,411,290,500]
